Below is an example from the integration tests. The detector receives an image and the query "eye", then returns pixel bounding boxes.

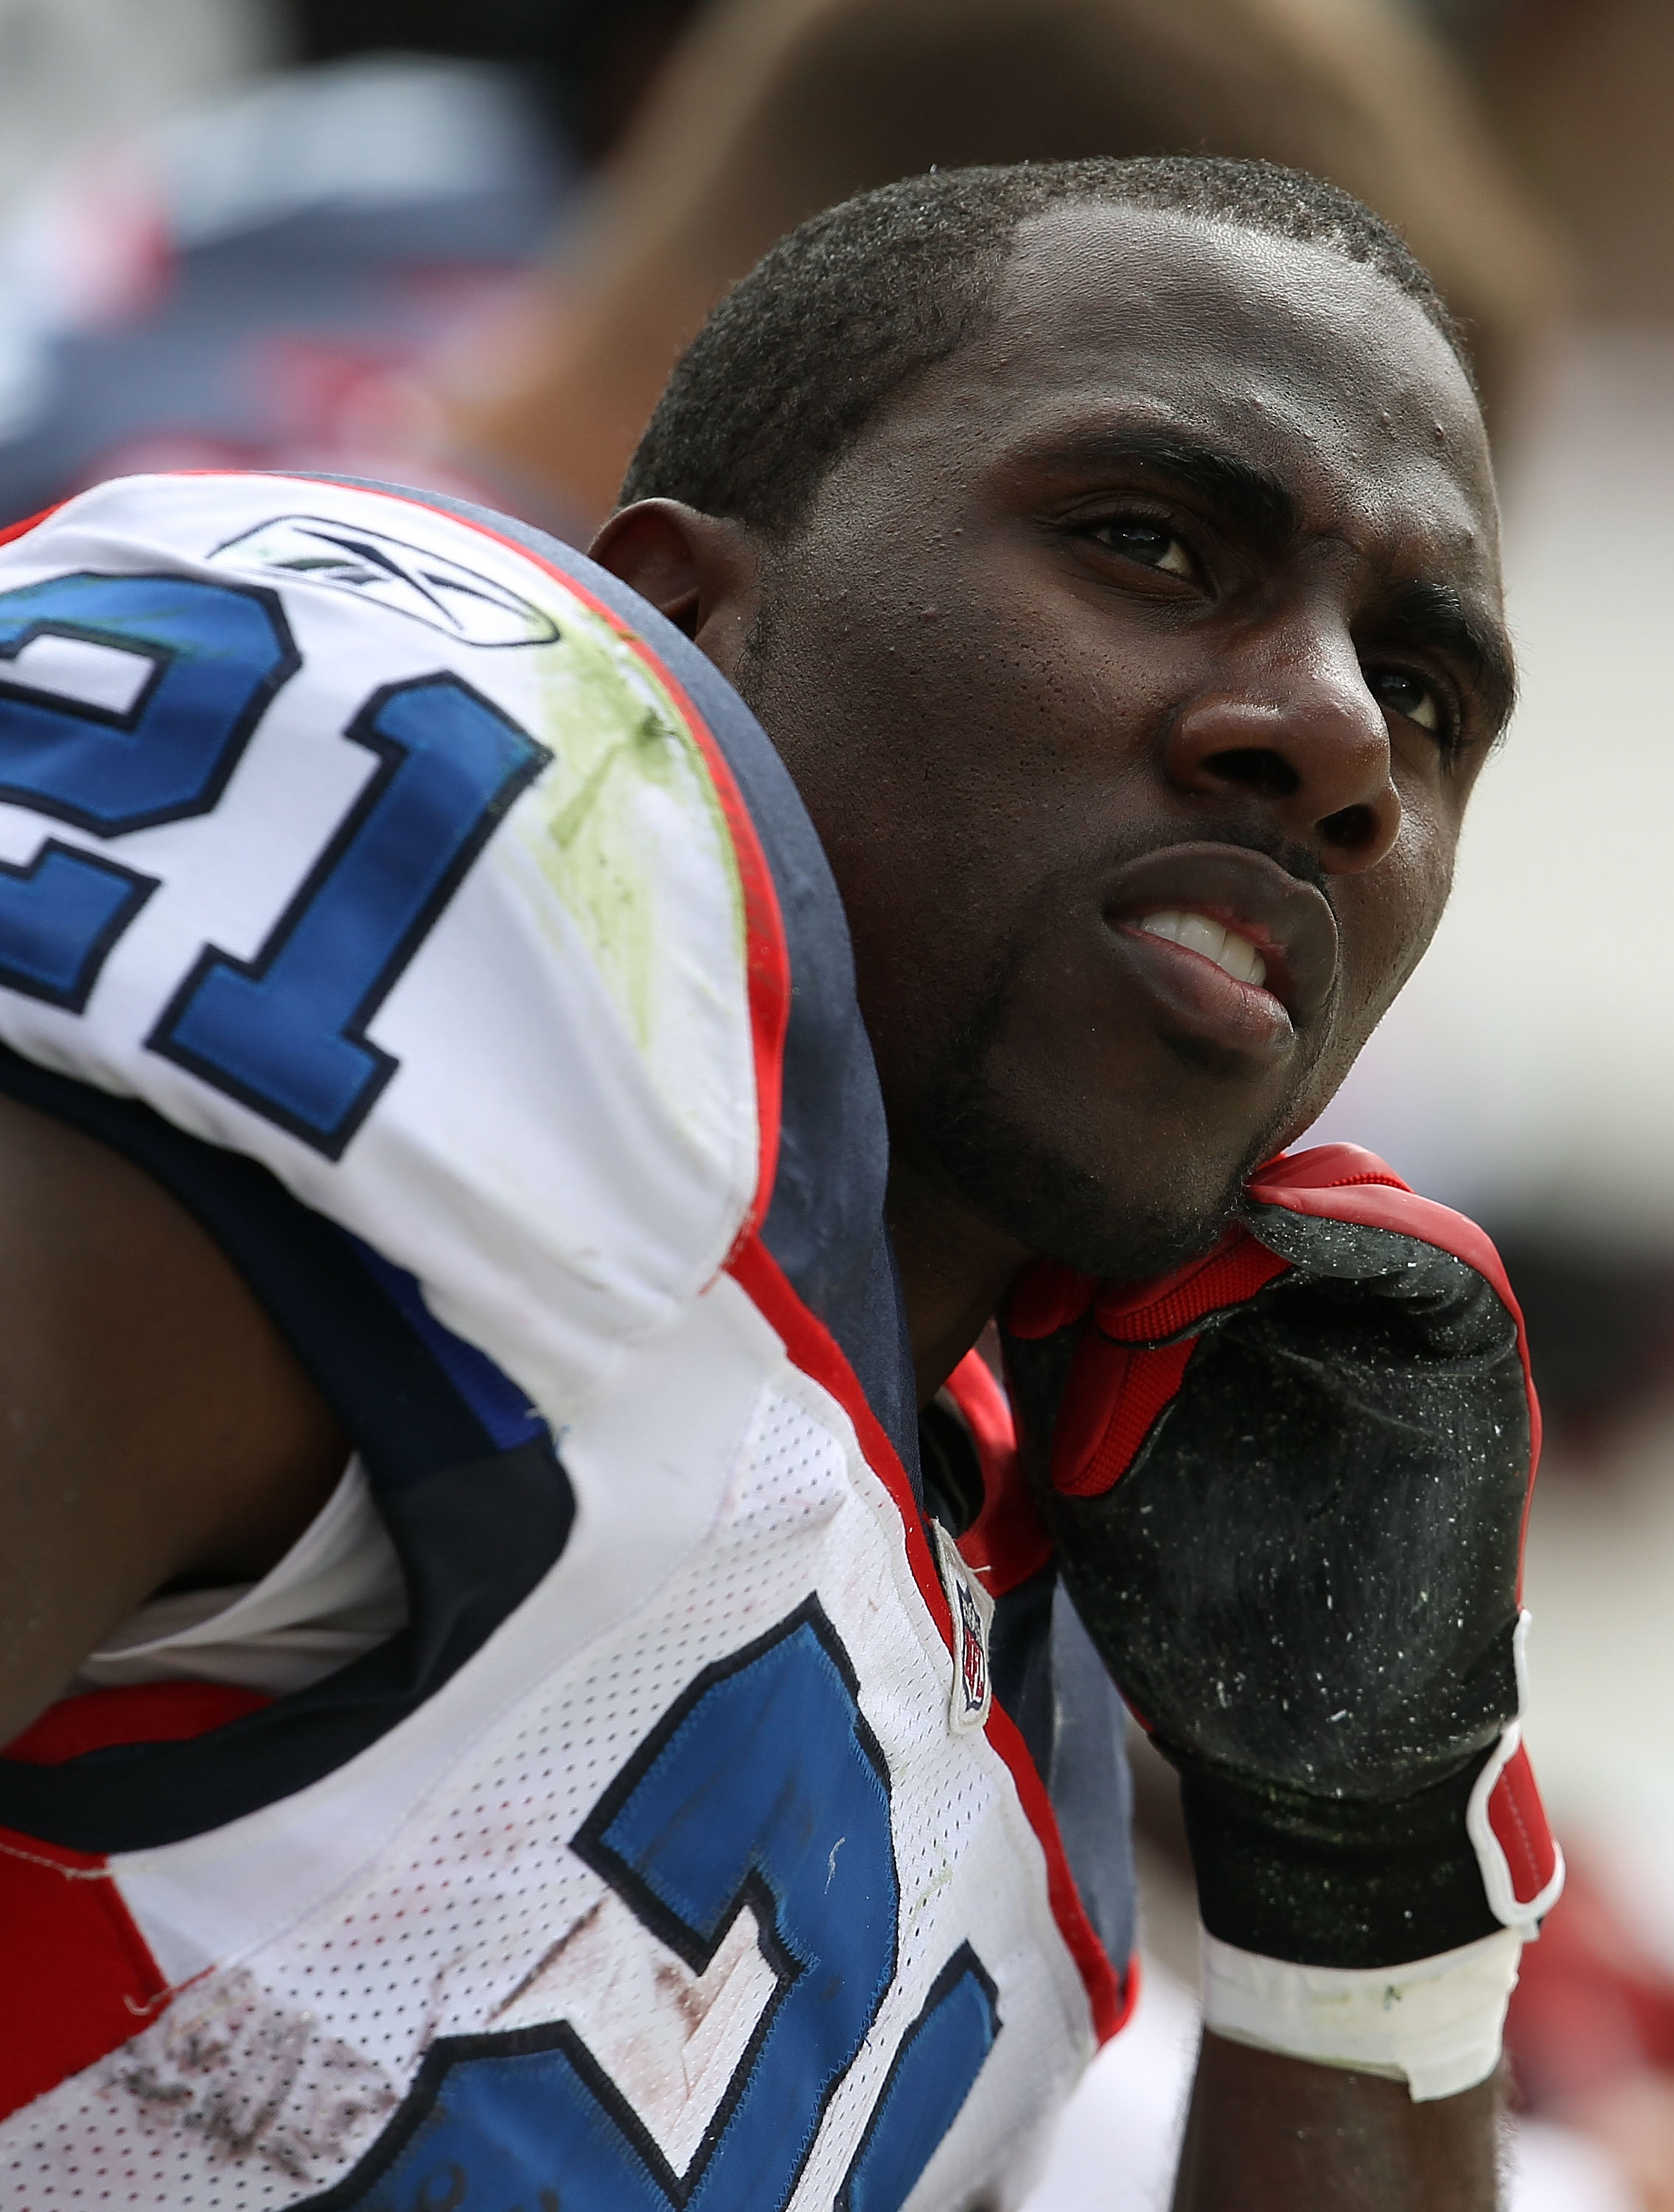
[1369,667,1444,735]
[1087,518,1195,578]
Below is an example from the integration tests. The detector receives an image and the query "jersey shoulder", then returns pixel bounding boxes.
[0,472,822,1424]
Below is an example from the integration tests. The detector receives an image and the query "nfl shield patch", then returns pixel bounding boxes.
[932,1522,995,1734]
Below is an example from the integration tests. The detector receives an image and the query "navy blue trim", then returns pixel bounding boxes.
[348,1237,547,1453]
[987,1561,1137,1976]
[0,1043,573,1852]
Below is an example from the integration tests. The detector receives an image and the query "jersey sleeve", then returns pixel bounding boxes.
[0,472,784,1430]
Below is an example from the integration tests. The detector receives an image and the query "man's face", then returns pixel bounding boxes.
[732,204,1510,1280]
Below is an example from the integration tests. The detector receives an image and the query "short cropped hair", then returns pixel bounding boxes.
[621,155,1469,537]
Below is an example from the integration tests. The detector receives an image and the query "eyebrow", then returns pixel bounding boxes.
[1037,428,1302,551]
[1386,578,1517,735]
[1036,425,1516,732]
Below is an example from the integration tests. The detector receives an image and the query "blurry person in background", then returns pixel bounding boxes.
[0,2,566,524]
[0,0,1556,534]
[0,0,714,526]
[443,0,1559,528]
[0,0,277,214]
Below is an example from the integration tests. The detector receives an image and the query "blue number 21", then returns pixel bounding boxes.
[0,571,549,1157]
[320,1603,1000,2212]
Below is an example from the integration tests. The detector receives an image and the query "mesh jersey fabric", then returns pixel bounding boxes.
[0,473,1134,2210]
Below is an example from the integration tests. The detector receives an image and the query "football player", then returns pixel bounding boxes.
[0,158,1556,2210]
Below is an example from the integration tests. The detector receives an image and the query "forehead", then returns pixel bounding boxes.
[846,203,1499,585]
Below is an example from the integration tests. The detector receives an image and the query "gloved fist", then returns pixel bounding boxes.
[1002,1144,1563,2098]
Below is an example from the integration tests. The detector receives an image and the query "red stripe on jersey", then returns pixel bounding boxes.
[4,1680,271,1764]
[728,1233,1127,2043]
[0,1681,269,2120]
[946,1337,1143,2025]
[0,502,63,550]
[0,1824,170,2120]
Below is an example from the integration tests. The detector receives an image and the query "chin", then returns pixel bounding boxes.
[926,1082,1245,1284]
[914,969,1291,1281]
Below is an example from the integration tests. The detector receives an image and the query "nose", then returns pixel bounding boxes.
[1164,643,1403,874]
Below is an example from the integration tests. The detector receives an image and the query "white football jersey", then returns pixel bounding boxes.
[0,475,1131,2211]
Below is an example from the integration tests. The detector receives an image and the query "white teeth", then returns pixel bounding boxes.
[1137,909,1268,988]
[1176,911,1227,962]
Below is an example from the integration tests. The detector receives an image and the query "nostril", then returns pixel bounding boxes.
[1319,800,1381,852]
[1204,747,1300,801]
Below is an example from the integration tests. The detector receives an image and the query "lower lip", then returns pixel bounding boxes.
[1111,923,1295,1057]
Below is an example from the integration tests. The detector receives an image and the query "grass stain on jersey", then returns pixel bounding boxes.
[514,596,744,1061]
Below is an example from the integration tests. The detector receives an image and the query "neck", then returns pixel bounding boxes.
[885,1162,1032,1408]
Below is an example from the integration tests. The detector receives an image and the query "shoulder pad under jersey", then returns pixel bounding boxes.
[0,472,911,1456]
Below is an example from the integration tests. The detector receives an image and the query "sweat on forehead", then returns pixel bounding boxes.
[620,155,1474,538]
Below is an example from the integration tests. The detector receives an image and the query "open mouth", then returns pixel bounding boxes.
[1132,908,1269,989]
[1099,841,1339,1054]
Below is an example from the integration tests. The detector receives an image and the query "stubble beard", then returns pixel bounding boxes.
[913,958,1278,1284]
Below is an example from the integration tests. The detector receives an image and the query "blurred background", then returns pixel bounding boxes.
[0,0,1667,2202]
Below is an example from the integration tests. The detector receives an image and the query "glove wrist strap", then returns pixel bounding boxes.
[1201,1926,1522,2102]
[1177,1751,1505,1965]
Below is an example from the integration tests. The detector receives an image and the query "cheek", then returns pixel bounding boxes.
[782,600,1100,908]
[744,543,1181,1057]
[1335,813,1457,1040]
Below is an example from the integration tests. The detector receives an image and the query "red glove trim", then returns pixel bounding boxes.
[1093,1234,1291,1344]
[1007,1232,1291,1349]
[1488,1743,1562,1910]
[1246,1155,1516,1321]
[1250,1142,1414,1195]
[1009,1228,1291,1498]
[1011,1144,1542,1563]
[1052,1332,1199,1498]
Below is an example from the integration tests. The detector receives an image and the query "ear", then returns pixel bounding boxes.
[588,499,763,674]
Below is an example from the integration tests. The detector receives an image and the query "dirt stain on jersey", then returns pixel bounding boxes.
[102,1966,398,2185]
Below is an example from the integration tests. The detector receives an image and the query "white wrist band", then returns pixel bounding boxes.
[1200,1925,1523,2102]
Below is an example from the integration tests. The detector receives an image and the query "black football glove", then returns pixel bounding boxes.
[1001,1144,1561,2091]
